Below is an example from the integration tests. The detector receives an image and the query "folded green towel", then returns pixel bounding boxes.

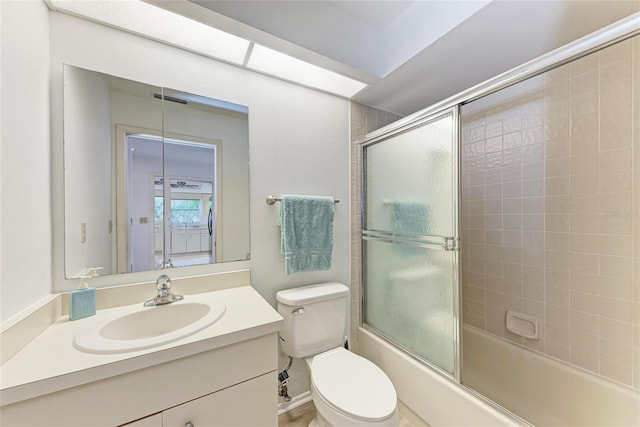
[280,194,335,275]
[390,200,429,235]
[390,200,429,256]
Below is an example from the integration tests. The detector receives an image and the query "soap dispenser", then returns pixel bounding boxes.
[69,267,102,320]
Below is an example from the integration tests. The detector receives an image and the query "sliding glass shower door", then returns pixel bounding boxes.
[362,108,459,376]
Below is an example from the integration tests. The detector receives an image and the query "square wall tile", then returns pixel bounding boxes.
[459,38,639,389]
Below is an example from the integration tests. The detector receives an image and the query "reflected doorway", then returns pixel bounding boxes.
[120,130,220,273]
[153,177,215,269]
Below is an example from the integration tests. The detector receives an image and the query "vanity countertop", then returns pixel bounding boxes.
[0,286,283,406]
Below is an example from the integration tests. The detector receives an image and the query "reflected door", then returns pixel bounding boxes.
[124,133,164,273]
[362,108,459,376]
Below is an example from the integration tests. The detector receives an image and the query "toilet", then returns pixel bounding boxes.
[276,283,399,427]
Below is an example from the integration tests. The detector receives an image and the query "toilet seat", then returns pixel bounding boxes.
[311,347,397,422]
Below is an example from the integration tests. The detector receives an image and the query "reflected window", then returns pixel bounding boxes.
[154,197,163,223]
[170,199,201,224]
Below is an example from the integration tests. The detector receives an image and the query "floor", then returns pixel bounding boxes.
[278,401,317,427]
[278,401,417,427]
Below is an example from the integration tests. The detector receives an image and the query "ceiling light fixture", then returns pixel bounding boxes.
[48,0,368,98]
[247,44,368,98]
[48,0,250,65]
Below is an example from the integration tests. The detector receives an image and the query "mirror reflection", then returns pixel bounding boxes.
[64,65,250,278]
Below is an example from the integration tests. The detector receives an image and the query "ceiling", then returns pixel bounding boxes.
[182,0,639,116]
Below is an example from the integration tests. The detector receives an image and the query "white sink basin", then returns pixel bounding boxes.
[73,300,226,354]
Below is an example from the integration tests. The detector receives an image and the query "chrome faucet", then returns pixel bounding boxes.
[160,258,174,269]
[143,274,184,307]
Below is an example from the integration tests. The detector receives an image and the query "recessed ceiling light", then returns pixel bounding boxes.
[247,44,368,98]
[48,0,250,65]
[49,1,368,97]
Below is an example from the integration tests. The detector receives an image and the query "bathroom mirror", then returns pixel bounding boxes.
[63,65,250,278]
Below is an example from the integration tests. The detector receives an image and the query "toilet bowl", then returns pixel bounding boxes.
[306,347,399,427]
[276,283,399,427]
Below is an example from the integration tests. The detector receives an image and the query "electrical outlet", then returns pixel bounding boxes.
[81,223,86,243]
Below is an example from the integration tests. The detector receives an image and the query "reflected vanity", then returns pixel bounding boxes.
[63,65,250,278]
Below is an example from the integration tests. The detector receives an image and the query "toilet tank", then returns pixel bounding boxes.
[276,283,349,358]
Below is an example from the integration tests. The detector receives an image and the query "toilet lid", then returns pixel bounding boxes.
[311,348,397,422]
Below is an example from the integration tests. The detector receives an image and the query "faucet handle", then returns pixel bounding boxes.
[156,274,171,294]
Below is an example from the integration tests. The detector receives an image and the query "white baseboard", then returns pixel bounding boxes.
[278,391,313,415]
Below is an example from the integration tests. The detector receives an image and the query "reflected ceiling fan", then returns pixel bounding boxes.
[154,178,201,189]
[172,180,200,189]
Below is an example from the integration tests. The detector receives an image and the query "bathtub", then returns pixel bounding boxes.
[358,326,640,426]
[463,325,640,426]
[358,327,520,426]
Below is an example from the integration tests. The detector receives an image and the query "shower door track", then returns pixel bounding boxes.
[363,13,640,145]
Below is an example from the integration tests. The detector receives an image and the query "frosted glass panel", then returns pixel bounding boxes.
[363,239,455,374]
[366,113,454,237]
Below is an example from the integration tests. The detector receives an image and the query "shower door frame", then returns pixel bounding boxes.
[359,10,640,401]
[360,106,463,382]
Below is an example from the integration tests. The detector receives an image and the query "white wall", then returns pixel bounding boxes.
[0,0,53,322]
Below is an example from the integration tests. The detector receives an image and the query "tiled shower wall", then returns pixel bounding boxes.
[461,36,640,389]
[350,102,403,352]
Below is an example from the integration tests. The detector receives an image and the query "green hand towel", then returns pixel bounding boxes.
[280,194,335,275]
[390,201,430,235]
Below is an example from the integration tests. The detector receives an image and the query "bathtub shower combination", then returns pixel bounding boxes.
[361,19,640,426]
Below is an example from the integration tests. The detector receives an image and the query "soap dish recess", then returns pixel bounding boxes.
[506,310,539,340]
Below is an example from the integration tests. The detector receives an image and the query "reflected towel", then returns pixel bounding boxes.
[390,201,429,235]
[280,194,335,275]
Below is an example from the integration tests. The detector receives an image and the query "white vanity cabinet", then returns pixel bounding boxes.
[171,228,188,253]
[121,373,273,427]
[1,333,279,427]
[171,228,209,254]
[200,231,210,252]
[186,230,201,253]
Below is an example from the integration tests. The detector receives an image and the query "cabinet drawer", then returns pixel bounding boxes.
[163,372,277,427]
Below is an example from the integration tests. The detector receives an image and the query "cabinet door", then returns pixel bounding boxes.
[186,230,200,252]
[200,231,210,251]
[162,373,276,427]
[171,230,187,253]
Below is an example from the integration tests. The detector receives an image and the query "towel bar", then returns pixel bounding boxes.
[266,195,340,205]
